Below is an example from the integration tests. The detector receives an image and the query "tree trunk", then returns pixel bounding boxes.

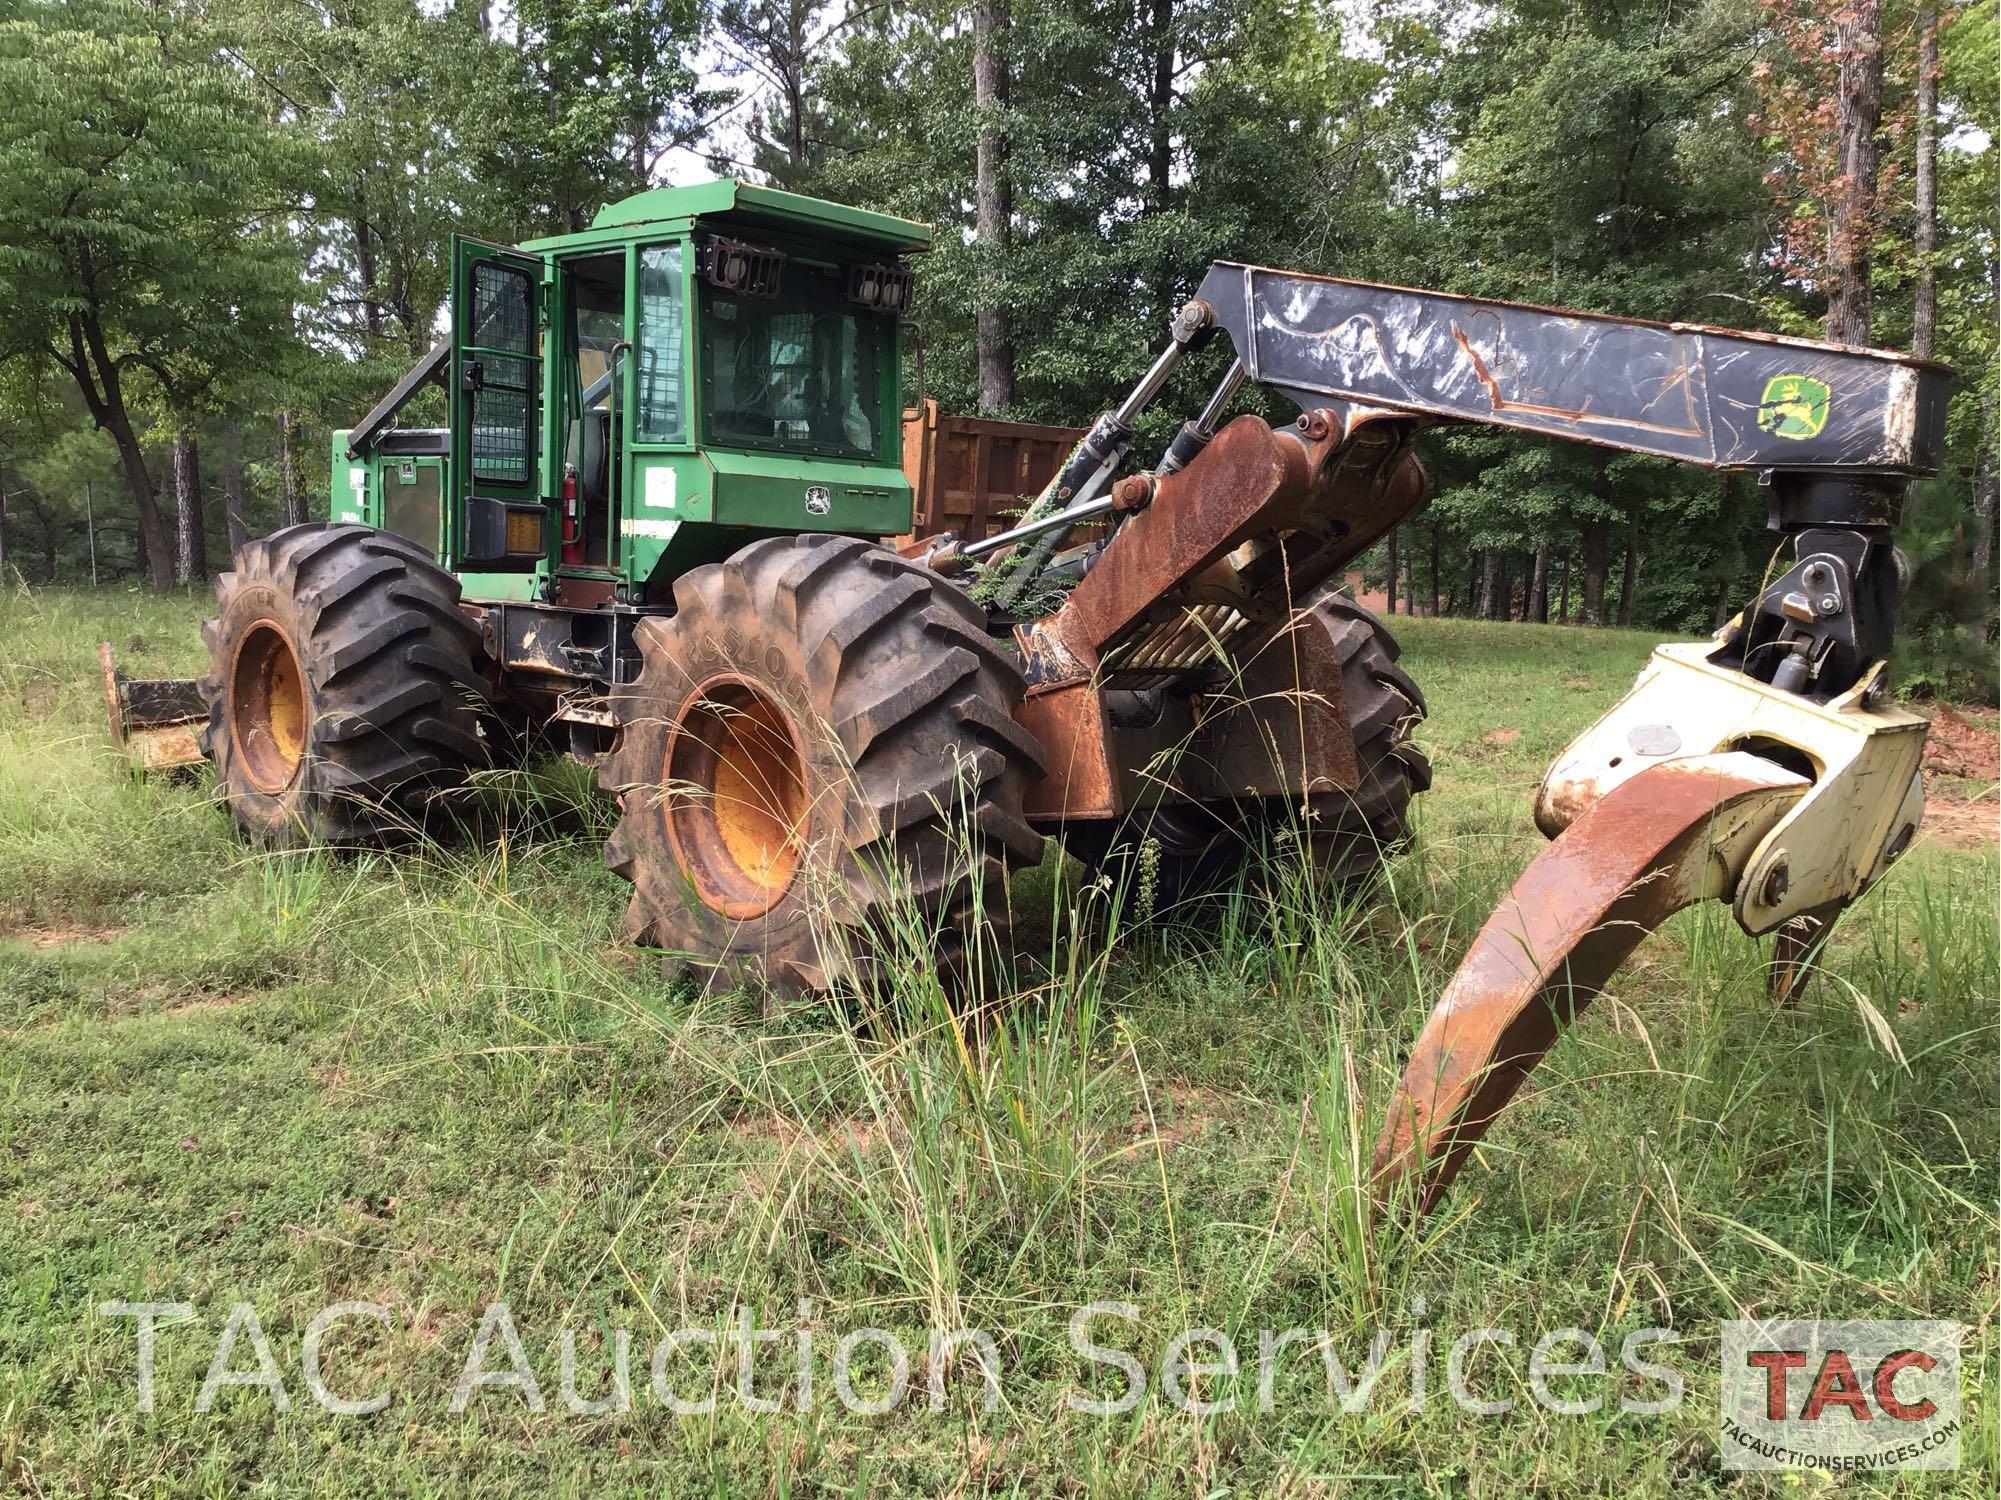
[1527,542,1549,622]
[37,494,58,581]
[630,105,650,190]
[1474,548,1495,619]
[111,413,173,589]
[1148,0,1173,213]
[1428,522,1441,616]
[224,421,250,556]
[61,314,174,587]
[784,4,809,179]
[1580,521,1609,625]
[354,176,384,344]
[1385,527,1398,615]
[1714,579,1733,632]
[1973,390,1998,616]
[1912,7,1939,359]
[1479,550,1513,622]
[277,408,306,529]
[1826,0,1883,345]
[173,433,206,586]
[972,0,1015,414]
[1616,505,1639,628]
[1558,551,1571,623]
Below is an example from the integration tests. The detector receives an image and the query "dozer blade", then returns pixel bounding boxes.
[100,642,207,774]
[1372,753,1809,1216]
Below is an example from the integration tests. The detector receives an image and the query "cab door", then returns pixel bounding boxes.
[450,236,548,569]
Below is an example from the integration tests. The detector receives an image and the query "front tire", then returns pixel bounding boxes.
[199,523,495,845]
[600,535,1046,998]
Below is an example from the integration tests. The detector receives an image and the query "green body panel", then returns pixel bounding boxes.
[333,179,931,608]
[341,431,450,553]
[571,179,931,250]
[331,432,371,525]
[704,449,910,532]
[454,570,546,601]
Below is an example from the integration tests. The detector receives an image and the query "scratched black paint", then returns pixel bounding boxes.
[1196,262,1951,477]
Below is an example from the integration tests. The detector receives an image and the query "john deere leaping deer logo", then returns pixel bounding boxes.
[1757,374,1833,440]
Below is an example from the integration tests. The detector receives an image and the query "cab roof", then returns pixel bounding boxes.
[565,179,933,255]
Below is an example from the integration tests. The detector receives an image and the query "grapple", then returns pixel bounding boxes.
[1371,648,1928,1213]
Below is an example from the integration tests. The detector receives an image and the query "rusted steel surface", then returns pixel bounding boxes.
[1186,601,1359,800]
[1019,682,1119,821]
[1037,414,1303,668]
[1015,409,1427,692]
[1197,262,1950,475]
[1767,910,1838,1007]
[1372,753,1808,1216]
[99,642,206,773]
[1018,604,1362,824]
[897,399,1088,545]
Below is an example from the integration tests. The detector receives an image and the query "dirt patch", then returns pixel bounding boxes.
[7,920,129,949]
[1910,706,2000,850]
[1921,705,2000,784]
[167,991,264,1017]
[1919,797,1996,852]
[1127,1084,1235,1151]
[1480,727,1521,746]
[735,1112,894,1157]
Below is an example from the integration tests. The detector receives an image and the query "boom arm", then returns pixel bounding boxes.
[968,262,1951,1219]
[1195,262,1950,480]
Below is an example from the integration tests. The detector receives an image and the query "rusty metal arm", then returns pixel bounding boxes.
[1372,644,1929,1216]
[1372,753,1809,1215]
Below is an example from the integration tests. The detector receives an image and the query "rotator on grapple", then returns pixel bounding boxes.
[106,179,1950,1217]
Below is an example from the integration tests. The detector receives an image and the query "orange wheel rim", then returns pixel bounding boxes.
[664,677,808,918]
[230,622,308,793]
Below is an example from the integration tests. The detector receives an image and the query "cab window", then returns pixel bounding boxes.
[636,246,687,443]
[698,264,885,459]
[563,253,625,567]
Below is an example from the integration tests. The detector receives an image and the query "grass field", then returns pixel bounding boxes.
[1,584,1995,1496]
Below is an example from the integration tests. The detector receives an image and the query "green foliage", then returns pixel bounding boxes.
[0,0,1989,694]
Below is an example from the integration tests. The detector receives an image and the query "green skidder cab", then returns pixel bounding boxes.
[201,179,1058,998]
[332,178,928,604]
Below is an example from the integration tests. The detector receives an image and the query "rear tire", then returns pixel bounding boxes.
[1273,589,1432,885]
[199,523,495,845]
[1060,589,1430,909]
[600,535,1046,999]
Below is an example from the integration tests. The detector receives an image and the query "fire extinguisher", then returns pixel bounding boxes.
[560,462,582,566]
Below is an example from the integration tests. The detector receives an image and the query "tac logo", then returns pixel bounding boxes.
[1757,373,1833,440]
[1720,1319,1961,1471]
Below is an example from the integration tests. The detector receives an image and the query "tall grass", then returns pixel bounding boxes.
[2,582,1994,1494]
